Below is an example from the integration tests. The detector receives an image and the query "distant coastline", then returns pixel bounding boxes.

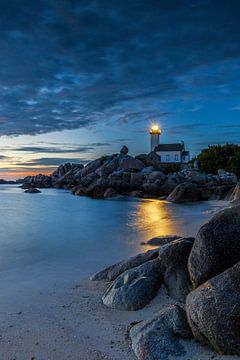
[0,178,23,185]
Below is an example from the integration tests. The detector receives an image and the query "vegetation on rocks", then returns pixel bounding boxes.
[196,144,240,176]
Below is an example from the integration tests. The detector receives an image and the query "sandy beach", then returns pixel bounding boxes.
[0,256,238,360]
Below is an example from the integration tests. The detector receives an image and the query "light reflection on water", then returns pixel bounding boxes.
[130,200,179,239]
[0,185,228,273]
[128,198,227,251]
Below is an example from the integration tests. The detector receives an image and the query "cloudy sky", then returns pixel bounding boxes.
[0,0,239,178]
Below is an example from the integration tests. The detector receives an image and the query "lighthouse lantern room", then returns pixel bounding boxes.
[149,124,161,152]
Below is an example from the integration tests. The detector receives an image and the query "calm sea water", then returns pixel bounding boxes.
[0,185,227,275]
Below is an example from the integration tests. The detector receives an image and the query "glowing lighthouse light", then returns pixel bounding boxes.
[149,124,161,151]
[150,124,161,134]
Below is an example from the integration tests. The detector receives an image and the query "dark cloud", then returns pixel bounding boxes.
[18,157,86,166]
[0,142,111,154]
[14,142,110,154]
[14,146,95,154]
[0,1,238,136]
[117,111,172,124]
[166,123,206,136]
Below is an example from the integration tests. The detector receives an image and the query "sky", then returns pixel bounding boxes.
[0,0,239,179]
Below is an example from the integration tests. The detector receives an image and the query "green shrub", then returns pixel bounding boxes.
[196,144,240,176]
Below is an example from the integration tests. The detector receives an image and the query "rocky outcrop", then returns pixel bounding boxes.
[118,157,145,172]
[145,235,182,246]
[23,174,52,188]
[91,205,240,357]
[130,305,192,360]
[120,145,128,154]
[21,148,238,201]
[90,248,159,281]
[145,151,161,167]
[186,262,240,355]
[217,169,238,184]
[159,238,195,301]
[103,187,121,198]
[24,187,41,193]
[167,182,200,203]
[188,205,240,288]
[230,182,240,206]
[102,258,162,310]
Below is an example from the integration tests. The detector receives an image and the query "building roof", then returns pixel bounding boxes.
[155,143,185,152]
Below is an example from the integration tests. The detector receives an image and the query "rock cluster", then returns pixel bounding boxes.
[130,305,192,360]
[24,187,41,194]
[21,147,239,202]
[91,204,240,359]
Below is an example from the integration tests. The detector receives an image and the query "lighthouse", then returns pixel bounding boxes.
[149,124,161,151]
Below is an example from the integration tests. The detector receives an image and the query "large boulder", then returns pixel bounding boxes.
[159,177,181,196]
[108,169,124,181]
[81,159,101,177]
[217,169,238,184]
[103,187,121,198]
[159,238,195,301]
[102,258,162,310]
[90,248,159,281]
[72,184,86,196]
[145,151,160,167]
[80,172,98,187]
[188,205,240,288]
[187,171,207,185]
[147,171,167,185]
[52,163,82,178]
[108,179,130,192]
[209,184,235,200]
[167,182,200,203]
[95,157,119,178]
[141,166,154,175]
[24,187,41,194]
[130,305,192,360]
[230,182,240,206]
[186,262,240,355]
[120,145,128,154]
[130,173,144,188]
[85,178,109,198]
[118,157,145,172]
[135,154,148,165]
[141,182,159,196]
[145,235,182,246]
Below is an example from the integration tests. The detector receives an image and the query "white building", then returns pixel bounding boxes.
[149,124,190,164]
[155,142,190,164]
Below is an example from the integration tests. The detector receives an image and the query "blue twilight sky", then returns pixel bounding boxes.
[0,0,239,178]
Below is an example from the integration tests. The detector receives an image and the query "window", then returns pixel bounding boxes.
[166,154,170,161]
[175,154,179,161]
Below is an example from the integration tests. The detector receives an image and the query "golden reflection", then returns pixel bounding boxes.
[129,199,179,250]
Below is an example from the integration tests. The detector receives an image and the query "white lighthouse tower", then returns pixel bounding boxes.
[149,124,161,151]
